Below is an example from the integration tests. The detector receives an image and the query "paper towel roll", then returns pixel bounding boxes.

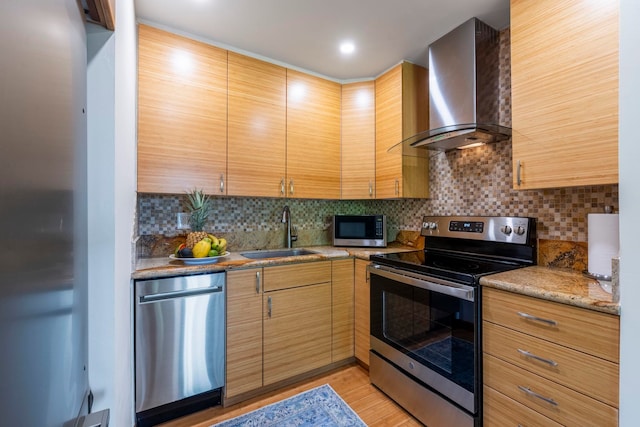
[587,213,619,278]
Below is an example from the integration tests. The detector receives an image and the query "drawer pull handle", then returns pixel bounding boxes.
[517,311,558,327]
[518,385,558,406]
[517,349,558,367]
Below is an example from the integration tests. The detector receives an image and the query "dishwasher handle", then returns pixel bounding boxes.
[139,285,223,304]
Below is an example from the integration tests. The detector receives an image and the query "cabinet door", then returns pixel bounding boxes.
[332,259,354,361]
[263,283,332,385]
[354,259,370,366]
[511,0,618,189]
[375,62,429,199]
[226,268,263,398]
[375,64,403,198]
[137,25,227,194]
[227,52,286,197]
[342,81,375,199]
[286,70,341,199]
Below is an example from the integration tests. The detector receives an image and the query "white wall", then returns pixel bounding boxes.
[114,0,138,424]
[618,1,640,425]
[86,0,137,425]
[86,22,116,415]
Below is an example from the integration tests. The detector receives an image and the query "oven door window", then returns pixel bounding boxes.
[371,274,476,393]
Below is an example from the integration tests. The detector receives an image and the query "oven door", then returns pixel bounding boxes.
[369,264,479,414]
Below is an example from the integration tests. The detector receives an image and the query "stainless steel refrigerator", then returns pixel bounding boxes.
[0,1,91,425]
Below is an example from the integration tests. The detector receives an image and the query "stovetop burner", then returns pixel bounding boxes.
[432,259,480,272]
[370,215,537,286]
[370,251,523,285]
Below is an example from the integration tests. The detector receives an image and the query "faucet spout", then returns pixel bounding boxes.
[281,205,296,248]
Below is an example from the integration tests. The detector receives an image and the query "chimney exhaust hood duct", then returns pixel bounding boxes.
[401,17,510,151]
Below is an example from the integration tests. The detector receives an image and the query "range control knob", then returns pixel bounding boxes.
[500,225,513,235]
[515,226,526,235]
[429,222,438,230]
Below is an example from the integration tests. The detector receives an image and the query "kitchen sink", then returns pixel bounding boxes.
[240,248,318,259]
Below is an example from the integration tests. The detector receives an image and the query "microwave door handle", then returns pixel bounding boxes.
[368,265,475,302]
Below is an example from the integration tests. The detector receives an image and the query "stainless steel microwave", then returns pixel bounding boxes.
[332,215,387,247]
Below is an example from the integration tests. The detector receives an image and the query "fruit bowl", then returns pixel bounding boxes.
[169,251,230,265]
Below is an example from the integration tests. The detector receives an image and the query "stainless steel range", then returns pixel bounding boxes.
[368,215,537,427]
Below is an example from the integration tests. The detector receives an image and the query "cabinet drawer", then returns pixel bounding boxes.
[484,385,562,427]
[263,261,331,291]
[484,354,618,427]
[483,288,619,362]
[483,321,619,407]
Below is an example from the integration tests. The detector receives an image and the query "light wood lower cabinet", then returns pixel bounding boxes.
[225,268,263,399]
[263,263,332,385]
[227,260,354,400]
[262,283,332,385]
[354,258,370,366]
[331,259,355,361]
[482,287,619,426]
[483,385,562,427]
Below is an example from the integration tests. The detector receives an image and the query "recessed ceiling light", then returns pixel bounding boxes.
[340,41,355,55]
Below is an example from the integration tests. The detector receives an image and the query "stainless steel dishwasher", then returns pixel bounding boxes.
[135,272,225,427]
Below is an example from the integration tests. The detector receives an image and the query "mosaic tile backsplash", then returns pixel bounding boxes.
[136,28,618,254]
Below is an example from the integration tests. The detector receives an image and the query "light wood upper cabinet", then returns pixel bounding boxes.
[225,268,263,399]
[286,70,342,199]
[227,52,287,197]
[137,25,228,194]
[511,0,619,189]
[342,81,375,199]
[375,62,429,199]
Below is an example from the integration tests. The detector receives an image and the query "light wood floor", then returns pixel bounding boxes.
[159,363,422,427]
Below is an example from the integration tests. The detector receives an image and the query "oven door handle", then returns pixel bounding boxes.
[368,264,475,302]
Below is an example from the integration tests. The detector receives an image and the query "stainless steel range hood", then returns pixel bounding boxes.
[403,18,510,151]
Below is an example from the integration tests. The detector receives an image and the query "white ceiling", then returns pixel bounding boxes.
[134,0,510,82]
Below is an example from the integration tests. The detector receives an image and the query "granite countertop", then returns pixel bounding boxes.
[133,244,416,280]
[479,266,620,316]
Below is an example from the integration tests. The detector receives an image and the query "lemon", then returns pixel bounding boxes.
[192,240,212,258]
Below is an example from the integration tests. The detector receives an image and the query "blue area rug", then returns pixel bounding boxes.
[211,384,366,427]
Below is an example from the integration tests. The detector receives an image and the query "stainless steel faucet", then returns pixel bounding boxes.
[281,205,297,248]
